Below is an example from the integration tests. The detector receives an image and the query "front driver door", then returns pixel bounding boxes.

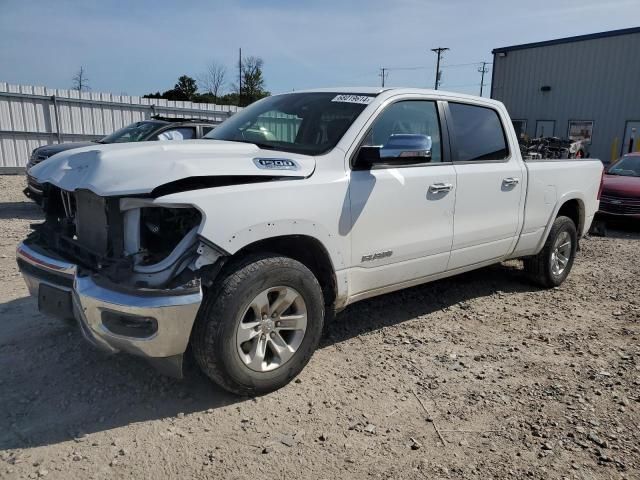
[347,99,456,297]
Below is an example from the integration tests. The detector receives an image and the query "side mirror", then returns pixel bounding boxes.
[381,134,432,160]
[354,134,432,170]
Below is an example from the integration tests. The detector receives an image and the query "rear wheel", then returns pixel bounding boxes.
[192,254,325,395]
[524,216,577,288]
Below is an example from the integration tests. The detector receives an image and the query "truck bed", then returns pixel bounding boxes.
[512,158,603,257]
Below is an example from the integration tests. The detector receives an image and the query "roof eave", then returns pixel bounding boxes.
[493,26,640,54]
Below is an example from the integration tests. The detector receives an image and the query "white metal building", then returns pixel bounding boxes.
[491,27,640,163]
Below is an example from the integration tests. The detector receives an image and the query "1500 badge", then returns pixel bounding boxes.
[361,250,393,262]
[253,158,299,170]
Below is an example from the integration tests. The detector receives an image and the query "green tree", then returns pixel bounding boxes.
[143,61,270,107]
[174,75,198,100]
[239,56,269,106]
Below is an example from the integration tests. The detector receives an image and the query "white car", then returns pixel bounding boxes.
[17,88,603,395]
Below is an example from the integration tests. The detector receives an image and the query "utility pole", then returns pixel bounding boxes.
[238,47,242,107]
[431,47,449,90]
[379,68,388,87]
[478,61,490,97]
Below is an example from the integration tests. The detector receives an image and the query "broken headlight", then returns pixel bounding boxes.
[138,207,202,266]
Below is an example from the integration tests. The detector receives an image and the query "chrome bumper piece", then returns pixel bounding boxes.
[16,241,202,363]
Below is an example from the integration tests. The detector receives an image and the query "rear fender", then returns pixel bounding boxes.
[535,192,586,253]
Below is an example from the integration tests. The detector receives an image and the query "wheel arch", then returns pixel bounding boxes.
[556,198,585,234]
[231,234,339,311]
[536,194,586,253]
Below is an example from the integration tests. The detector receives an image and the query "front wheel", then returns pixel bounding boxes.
[523,216,578,288]
[192,254,325,395]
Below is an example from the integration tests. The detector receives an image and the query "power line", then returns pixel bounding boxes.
[342,70,381,81]
[375,60,495,91]
[381,61,489,73]
[441,61,489,69]
[383,65,433,72]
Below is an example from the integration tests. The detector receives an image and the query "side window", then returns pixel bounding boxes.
[156,127,196,141]
[201,126,214,136]
[361,100,442,163]
[448,103,509,161]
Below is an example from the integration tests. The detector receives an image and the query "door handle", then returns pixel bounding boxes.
[428,183,453,193]
[502,177,520,186]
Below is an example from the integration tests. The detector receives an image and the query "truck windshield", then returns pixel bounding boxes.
[204,92,375,155]
[100,121,165,143]
[608,155,640,177]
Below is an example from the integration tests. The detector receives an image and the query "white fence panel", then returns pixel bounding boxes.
[0,82,240,171]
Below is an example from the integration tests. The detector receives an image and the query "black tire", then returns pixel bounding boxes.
[191,253,325,396]
[523,216,578,288]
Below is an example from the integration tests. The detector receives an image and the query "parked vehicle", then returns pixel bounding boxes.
[597,153,640,219]
[519,136,588,160]
[17,88,603,395]
[24,117,218,201]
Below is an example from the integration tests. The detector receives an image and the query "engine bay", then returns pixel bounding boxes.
[29,184,211,290]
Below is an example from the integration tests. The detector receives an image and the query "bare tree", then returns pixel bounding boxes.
[199,61,227,101]
[71,66,90,92]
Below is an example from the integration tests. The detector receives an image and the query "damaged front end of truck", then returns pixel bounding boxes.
[16,138,315,378]
[17,183,227,377]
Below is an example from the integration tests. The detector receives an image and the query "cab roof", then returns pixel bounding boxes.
[287,87,504,107]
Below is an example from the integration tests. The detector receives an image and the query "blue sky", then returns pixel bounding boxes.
[1,0,637,97]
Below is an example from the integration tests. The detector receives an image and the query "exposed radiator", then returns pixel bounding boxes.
[74,190,110,255]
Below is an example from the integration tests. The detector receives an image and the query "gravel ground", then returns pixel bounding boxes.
[0,174,639,480]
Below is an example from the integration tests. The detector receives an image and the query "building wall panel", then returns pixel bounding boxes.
[492,31,640,161]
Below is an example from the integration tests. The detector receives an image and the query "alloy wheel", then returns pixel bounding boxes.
[236,286,308,372]
[550,231,572,276]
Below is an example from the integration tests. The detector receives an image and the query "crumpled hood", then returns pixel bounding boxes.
[30,140,315,196]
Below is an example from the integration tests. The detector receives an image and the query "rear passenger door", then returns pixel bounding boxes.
[445,102,525,270]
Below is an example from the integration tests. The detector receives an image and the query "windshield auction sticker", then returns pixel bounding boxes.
[331,94,374,105]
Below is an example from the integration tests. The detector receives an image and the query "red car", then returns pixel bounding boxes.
[598,153,640,220]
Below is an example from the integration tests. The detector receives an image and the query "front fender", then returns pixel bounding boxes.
[155,176,351,272]
[209,219,345,269]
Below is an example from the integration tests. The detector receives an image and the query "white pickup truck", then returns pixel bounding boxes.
[18,88,603,395]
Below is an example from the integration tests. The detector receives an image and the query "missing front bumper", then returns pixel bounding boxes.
[16,241,202,376]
